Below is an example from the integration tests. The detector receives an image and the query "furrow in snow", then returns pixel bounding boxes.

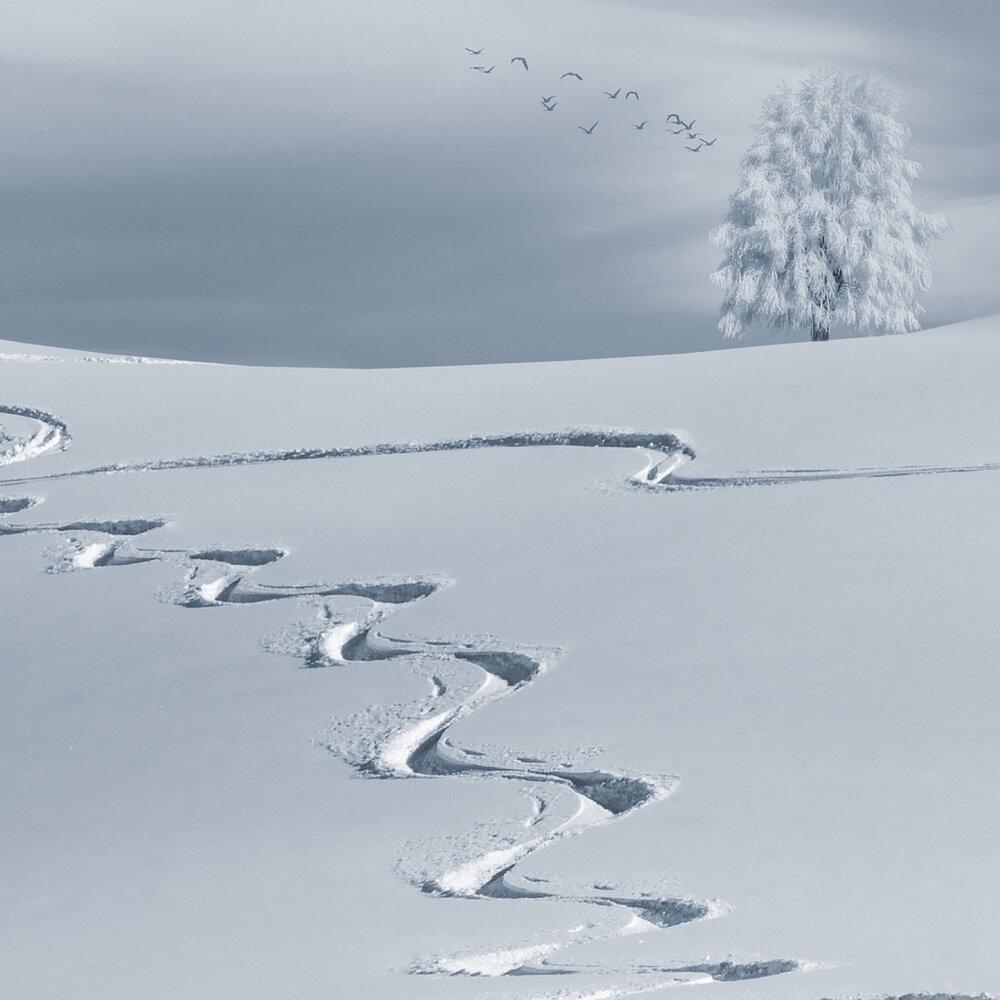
[0,400,836,994]
[1,427,695,485]
[0,404,71,467]
[644,460,1000,491]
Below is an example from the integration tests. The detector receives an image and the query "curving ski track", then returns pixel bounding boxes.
[0,404,71,467]
[8,516,802,991]
[4,407,999,495]
[0,428,695,486]
[3,403,998,998]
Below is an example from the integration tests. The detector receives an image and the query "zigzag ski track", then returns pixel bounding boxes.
[3,400,997,999]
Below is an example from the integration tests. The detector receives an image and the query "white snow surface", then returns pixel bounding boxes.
[3,318,1000,999]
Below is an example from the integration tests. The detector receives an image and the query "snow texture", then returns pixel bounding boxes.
[3,325,1000,1000]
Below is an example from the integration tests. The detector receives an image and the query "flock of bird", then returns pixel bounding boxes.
[464,46,716,150]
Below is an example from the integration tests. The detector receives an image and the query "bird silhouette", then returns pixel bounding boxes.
[459,55,710,144]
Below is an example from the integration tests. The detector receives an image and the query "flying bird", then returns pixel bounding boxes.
[511,56,529,70]
[685,143,703,152]
[541,95,556,103]
[561,71,583,80]
[625,90,639,100]
[604,88,621,99]
[633,121,650,130]
[698,137,717,146]
[667,126,686,135]
[579,122,598,134]
[686,131,700,139]
[542,101,558,111]
[666,114,697,130]
[470,65,495,73]
[465,47,484,55]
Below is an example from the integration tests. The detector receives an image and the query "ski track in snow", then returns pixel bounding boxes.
[3,513,806,994]
[640,460,1000,492]
[1,428,696,486]
[0,405,71,468]
[3,404,997,999]
[4,403,999,494]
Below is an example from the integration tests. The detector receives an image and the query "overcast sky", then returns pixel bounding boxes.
[1,0,997,366]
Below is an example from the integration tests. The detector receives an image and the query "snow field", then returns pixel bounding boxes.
[3,319,1000,998]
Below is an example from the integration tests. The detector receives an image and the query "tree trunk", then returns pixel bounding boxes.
[811,241,839,341]
[811,319,830,341]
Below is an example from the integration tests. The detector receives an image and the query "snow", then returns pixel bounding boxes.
[0,404,70,467]
[69,541,116,569]
[2,318,1000,999]
[382,708,458,778]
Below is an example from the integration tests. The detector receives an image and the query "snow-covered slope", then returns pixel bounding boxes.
[2,319,999,1000]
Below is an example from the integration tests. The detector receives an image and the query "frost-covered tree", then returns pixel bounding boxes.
[710,70,948,341]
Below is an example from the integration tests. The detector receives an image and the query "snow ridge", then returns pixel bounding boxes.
[0,350,193,365]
